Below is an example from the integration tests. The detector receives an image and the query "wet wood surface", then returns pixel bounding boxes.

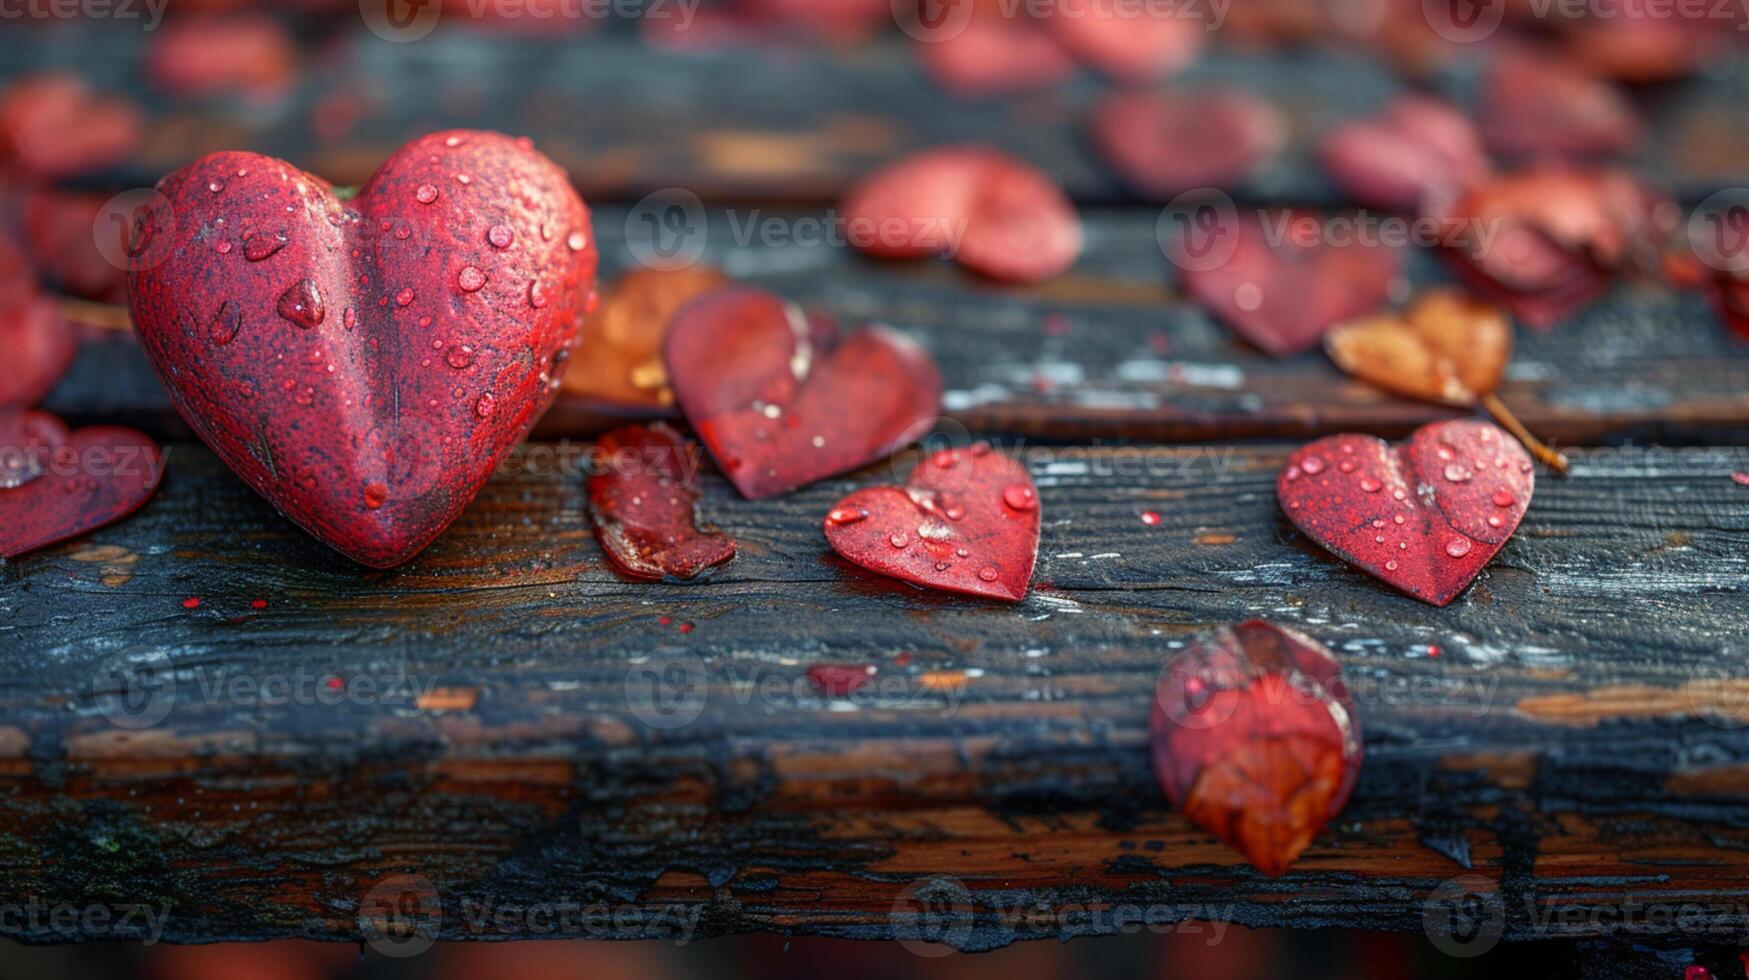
[2,440,1748,946]
[4,20,1749,956]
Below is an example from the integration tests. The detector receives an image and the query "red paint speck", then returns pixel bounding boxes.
[658,615,672,626]
[894,652,913,667]
[807,663,875,698]
[324,676,343,690]
[1140,510,1162,526]
[1426,644,1441,658]
[1733,472,1749,486]
[1684,966,1712,980]
[678,622,694,634]
[181,597,201,609]
[250,599,268,610]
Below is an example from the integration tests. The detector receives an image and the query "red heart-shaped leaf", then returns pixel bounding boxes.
[1479,47,1640,160]
[664,285,941,499]
[1149,620,1362,877]
[0,289,76,410]
[587,422,734,581]
[1046,0,1204,82]
[823,441,1038,602]
[914,16,1075,98]
[0,72,141,179]
[0,410,163,558]
[127,130,597,567]
[1177,211,1400,357]
[1091,89,1285,199]
[1278,419,1534,606]
[842,146,1082,284]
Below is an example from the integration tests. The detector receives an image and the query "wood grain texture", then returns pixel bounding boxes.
[1,441,1746,945]
[5,28,1746,204]
[44,210,1749,445]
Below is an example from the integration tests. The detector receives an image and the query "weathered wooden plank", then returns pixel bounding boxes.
[1,441,1746,945]
[43,210,1749,444]
[6,27,1746,204]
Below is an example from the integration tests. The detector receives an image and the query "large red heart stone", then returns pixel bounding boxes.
[126,130,597,567]
[822,441,1038,602]
[0,410,163,558]
[1278,419,1533,606]
[664,285,941,499]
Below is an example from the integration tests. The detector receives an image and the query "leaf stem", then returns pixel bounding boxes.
[1481,392,1570,476]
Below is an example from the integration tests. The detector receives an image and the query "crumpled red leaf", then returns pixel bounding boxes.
[1045,0,1204,82]
[587,423,735,581]
[144,15,298,102]
[913,10,1075,98]
[1149,620,1362,877]
[1437,166,1676,329]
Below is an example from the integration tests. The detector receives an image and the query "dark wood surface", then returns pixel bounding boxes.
[4,19,1749,956]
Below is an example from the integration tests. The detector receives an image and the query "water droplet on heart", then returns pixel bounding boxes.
[1371,519,1384,528]
[445,135,463,148]
[528,280,550,308]
[826,507,868,526]
[1338,459,1357,474]
[1360,477,1382,493]
[457,266,486,292]
[1301,456,1326,475]
[209,300,242,345]
[455,173,472,185]
[393,225,411,240]
[1393,514,1406,525]
[1437,444,1455,461]
[567,231,587,251]
[955,547,969,558]
[1487,515,1504,528]
[396,287,415,307]
[1492,490,1516,508]
[978,567,999,582]
[889,532,909,549]
[1444,464,1473,483]
[416,184,438,204]
[1140,511,1161,526]
[0,448,42,488]
[487,224,515,249]
[244,233,286,262]
[215,240,233,254]
[343,307,357,330]
[473,393,495,418]
[446,345,475,369]
[276,279,325,328]
[1002,485,1037,511]
[1445,537,1474,558]
[1284,465,1301,482]
[364,481,388,509]
[945,505,965,521]
[208,180,224,193]
[1385,560,1398,571]
[1392,488,1407,501]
